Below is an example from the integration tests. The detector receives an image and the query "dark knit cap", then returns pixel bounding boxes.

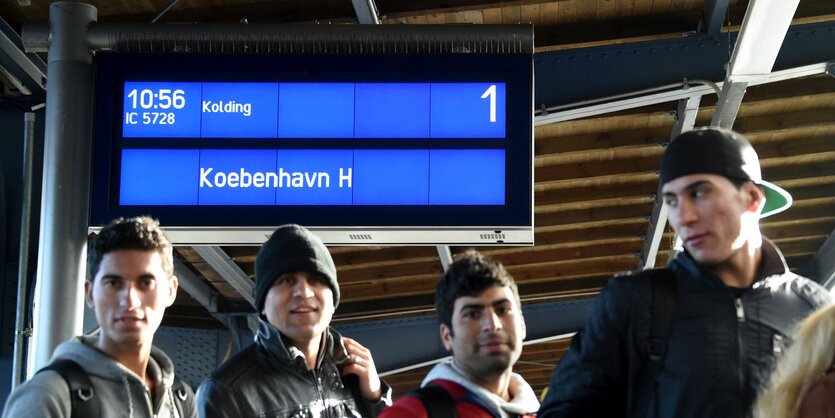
[660,127,792,218]
[254,224,339,312]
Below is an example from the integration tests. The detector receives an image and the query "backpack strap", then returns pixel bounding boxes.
[636,268,677,416]
[171,377,193,418]
[38,359,100,418]
[647,268,677,366]
[408,383,458,418]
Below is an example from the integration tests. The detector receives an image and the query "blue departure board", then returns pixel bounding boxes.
[90,46,533,244]
[122,82,506,139]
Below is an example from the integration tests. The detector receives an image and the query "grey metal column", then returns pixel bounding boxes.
[30,1,97,373]
[11,112,36,388]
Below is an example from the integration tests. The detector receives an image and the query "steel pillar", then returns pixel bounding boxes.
[30,1,96,374]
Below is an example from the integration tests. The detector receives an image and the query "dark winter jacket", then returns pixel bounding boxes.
[197,319,391,418]
[538,239,832,418]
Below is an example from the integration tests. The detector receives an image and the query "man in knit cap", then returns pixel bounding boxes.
[539,127,832,418]
[197,224,391,418]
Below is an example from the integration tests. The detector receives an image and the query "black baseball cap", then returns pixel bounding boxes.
[660,127,792,218]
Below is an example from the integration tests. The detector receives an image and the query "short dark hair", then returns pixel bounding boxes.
[87,216,174,281]
[435,250,520,330]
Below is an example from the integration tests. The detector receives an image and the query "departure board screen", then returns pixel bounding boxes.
[91,51,533,244]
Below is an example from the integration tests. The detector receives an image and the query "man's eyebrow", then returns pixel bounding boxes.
[683,180,711,191]
[98,274,123,280]
[460,298,512,311]
[459,303,486,311]
[663,180,711,197]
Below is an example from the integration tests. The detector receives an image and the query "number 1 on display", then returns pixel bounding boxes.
[481,84,497,123]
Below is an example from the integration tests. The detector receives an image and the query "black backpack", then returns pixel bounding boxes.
[407,383,458,418]
[636,268,678,415]
[38,358,192,418]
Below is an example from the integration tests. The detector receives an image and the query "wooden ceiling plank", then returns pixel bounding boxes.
[615,0,636,17]
[501,5,523,23]
[536,171,658,192]
[535,200,654,226]
[482,7,504,23]
[576,0,596,21]
[536,147,662,169]
[596,0,616,19]
[539,2,559,26]
[536,195,655,214]
[536,182,657,206]
[557,0,578,23]
[521,4,540,25]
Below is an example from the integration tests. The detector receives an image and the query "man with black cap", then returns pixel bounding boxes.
[197,224,392,417]
[538,128,832,418]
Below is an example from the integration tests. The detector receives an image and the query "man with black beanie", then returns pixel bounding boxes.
[539,127,832,418]
[197,224,391,418]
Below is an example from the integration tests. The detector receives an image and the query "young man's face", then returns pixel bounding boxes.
[85,249,178,352]
[441,285,526,381]
[662,173,762,266]
[262,272,335,348]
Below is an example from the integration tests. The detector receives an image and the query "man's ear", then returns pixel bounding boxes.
[440,324,453,352]
[743,182,765,214]
[166,275,179,307]
[84,280,94,308]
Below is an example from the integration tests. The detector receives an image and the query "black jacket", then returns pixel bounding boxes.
[197,319,391,418]
[539,239,832,418]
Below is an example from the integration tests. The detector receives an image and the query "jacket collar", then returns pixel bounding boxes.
[255,317,349,370]
[673,237,789,287]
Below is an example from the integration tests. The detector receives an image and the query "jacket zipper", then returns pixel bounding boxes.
[311,369,328,418]
[735,297,745,418]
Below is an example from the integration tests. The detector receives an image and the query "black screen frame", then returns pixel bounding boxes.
[90,52,533,235]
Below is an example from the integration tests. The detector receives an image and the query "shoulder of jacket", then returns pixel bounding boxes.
[207,344,262,384]
[380,396,426,418]
[787,274,833,308]
[3,371,71,417]
[763,273,833,308]
[604,268,670,296]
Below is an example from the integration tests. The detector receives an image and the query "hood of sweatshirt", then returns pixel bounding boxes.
[422,359,539,417]
[51,335,176,388]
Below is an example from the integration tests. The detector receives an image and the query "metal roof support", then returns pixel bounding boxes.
[700,0,730,36]
[22,23,533,55]
[711,0,800,128]
[352,0,380,25]
[11,112,36,389]
[638,96,701,270]
[710,80,748,128]
[29,2,96,375]
[436,245,453,272]
[174,258,218,313]
[0,17,46,94]
[174,258,258,355]
[535,62,829,125]
[191,246,255,307]
[796,228,835,289]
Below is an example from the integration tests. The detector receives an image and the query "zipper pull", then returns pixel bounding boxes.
[735,298,745,322]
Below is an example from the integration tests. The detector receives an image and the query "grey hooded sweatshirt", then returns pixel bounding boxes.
[2,335,196,418]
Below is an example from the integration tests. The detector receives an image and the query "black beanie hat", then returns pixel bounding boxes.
[660,127,792,218]
[254,224,339,312]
